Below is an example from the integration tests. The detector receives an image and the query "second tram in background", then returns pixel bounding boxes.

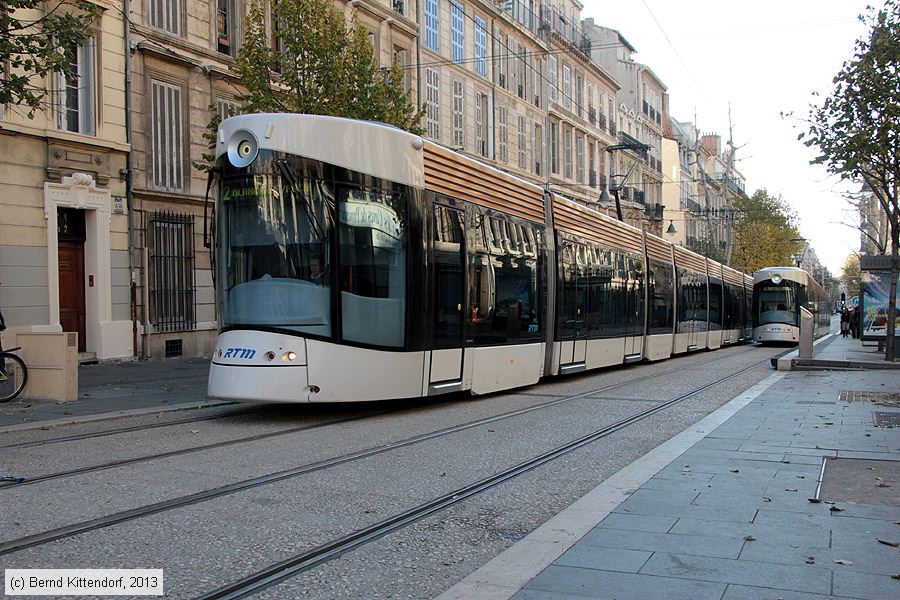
[752,267,831,343]
[207,113,757,404]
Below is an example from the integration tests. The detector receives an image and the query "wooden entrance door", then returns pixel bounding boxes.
[58,241,86,352]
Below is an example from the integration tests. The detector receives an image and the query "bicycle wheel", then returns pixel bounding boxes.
[0,353,27,402]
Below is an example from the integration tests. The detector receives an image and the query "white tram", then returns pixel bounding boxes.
[207,114,753,403]
[752,267,831,343]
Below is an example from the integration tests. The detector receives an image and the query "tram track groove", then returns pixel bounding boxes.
[0,348,769,558]
[193,358,771,600]
[0,346,759,490]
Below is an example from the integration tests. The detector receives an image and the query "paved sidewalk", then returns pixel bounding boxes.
[0,357,221,430]
[439,349,900,599]
[782,331,900,371]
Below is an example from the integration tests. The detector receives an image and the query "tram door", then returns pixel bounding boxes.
[430,204,466,389]
[559,241,587,369]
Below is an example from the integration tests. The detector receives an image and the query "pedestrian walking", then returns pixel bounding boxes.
[840,308,850,337]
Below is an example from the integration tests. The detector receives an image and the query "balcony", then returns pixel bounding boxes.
[645,204,663,220]
[588,106,596,125]
[599,113,607,130]
[642,100,648,115]
[609,121,617,135]
[589,170,597,188]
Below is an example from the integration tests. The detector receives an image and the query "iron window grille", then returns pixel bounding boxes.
[148,211,196,332]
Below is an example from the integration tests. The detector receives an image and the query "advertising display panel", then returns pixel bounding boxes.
[860,271,900,340]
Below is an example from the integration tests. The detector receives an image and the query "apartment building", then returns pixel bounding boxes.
[0,4,132,366]
[583,20,665,236]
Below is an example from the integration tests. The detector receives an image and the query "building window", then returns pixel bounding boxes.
[216,0,236,55]
[534,122,543,175]
[575,72,584,118]
[150,0,181,36]
[564,126,572,179]
[451,1,464,63]
[498,106,508,163]
[575,133,585,184]
[452,79,464,148]
[426,68,440,140]
[475,92,489,158]
[562,64,571,110]
[550,120,559,174]
[517,115,527,171]
[425,0,439,51]
[149,211,196,332]
[393,0,406,16]
[150,79,184,191]
[548,56,558,102]
[517,48,527,100]
[393,46,410,91]
[475,16,487,77]
[216,98,240,121]
[57,38,95,135]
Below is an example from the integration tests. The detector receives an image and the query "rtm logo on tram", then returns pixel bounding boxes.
[223,347,257,359]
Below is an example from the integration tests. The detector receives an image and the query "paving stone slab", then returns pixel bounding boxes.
[638,552,832,595]
[739,539,900,576]
[669,518,831,547]
[579,527,744,559]
[721,584,857,600]
[522,565,727,600]
[833,569,900,600]
[555,545,651,573]
[614,498,758,524]
[595,513,677,534]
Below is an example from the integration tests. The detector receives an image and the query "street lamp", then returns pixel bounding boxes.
[790,237,808,268]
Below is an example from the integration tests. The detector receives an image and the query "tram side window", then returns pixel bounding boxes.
[469,211,542,345]
[556,240,584,340]
[624,255,645,337]
[647,259,674,334]
[583,244,618,338]
[338,186,408,347]
[677,268,708,332]
[709,279,723,331]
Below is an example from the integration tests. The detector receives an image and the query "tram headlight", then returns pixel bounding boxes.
[771,274,783,285]
[227,130,259,168]
[282,351,296,362]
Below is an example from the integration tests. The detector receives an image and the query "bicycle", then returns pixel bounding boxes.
[0,347,28,402]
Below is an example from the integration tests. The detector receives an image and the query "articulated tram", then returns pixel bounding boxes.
[207,114,754,403]
[752,267,831,343]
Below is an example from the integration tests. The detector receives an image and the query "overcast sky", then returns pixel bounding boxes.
[581,0,874,273]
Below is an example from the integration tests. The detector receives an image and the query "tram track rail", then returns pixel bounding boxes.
[0,405,258,450]
[0,348,769,559]
[0,345,759,490]
[194,357,771,600]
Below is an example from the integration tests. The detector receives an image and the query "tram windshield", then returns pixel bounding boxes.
[755,283,799,326]
[216,171,334,336]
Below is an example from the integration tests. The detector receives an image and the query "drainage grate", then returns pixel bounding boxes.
[874,411,900,427]
[838,390,900,405]
[164,339,183,358]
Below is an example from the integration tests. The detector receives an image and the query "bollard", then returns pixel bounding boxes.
[799,307,813,359]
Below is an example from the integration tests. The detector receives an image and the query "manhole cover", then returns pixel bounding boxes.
[818,458,900,506]
[874,411,900,427]
[839,390,900,405]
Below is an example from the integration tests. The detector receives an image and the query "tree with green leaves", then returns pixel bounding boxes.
[237,0,419,126]
[840,253,861,299]
[803,1,899,361]
[1,0,100,118]
[730,189,802,274]
[194,0,422,172]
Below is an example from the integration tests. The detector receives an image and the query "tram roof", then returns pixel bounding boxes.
[753,266,817,286]
[216,113,426,188]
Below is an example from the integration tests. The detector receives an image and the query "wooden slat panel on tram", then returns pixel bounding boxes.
[551,195,644,255]
[723,265,745,286]
[645,232,674,263]
[673,245,708,274]
[424,143,544,223]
